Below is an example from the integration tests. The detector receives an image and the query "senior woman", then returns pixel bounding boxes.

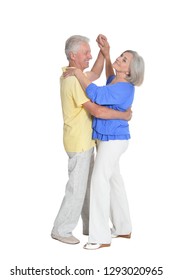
[64,36,145,250]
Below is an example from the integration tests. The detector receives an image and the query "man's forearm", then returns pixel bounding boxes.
[83,101,132,121]
[96,106,131,120]
[86,51,104,82]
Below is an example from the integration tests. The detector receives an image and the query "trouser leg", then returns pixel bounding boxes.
[88,140,130,244]
[110,162,132,235]
[52,148,94,237]
[81,150,94,235]
[88,141,112,244]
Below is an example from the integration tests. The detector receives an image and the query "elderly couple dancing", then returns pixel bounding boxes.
[51,34,144,250]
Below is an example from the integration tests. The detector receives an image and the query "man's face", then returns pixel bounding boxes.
[72,42,92,71]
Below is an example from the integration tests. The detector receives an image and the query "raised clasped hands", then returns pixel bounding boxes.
[96,34,110,57]
[96,34,107,47]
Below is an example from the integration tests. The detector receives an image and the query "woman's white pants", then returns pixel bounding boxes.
[88,140,132,244]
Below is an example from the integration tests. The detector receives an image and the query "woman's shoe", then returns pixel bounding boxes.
[112,233,131,239]
[83,243,111,250]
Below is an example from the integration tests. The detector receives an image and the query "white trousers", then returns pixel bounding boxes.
[88,140,132,244]
[52,147,94,237]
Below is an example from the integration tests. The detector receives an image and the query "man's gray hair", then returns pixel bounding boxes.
[65,35,90,61]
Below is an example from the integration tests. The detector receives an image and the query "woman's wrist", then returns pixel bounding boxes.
[74,68,83,78]
[105,54,111,61]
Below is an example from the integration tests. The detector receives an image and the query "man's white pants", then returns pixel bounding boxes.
[88,140,132,244]
[52,147,94,237]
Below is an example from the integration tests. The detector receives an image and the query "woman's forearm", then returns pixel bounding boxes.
[74,69,92,91]
[105,55,114,79]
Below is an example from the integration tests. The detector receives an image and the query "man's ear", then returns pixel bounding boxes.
[69,51,76,61]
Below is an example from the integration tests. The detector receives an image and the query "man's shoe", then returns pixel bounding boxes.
[51,232,80,244]
[112,233,131,239]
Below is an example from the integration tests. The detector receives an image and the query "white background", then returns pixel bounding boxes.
[0,0,173,279]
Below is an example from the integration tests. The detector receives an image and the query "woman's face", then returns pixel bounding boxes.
[112,52,133,74]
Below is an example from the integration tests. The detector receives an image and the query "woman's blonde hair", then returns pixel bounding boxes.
[124,50,145,86]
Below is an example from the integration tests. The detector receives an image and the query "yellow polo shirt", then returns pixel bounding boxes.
[60,69,96,152]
